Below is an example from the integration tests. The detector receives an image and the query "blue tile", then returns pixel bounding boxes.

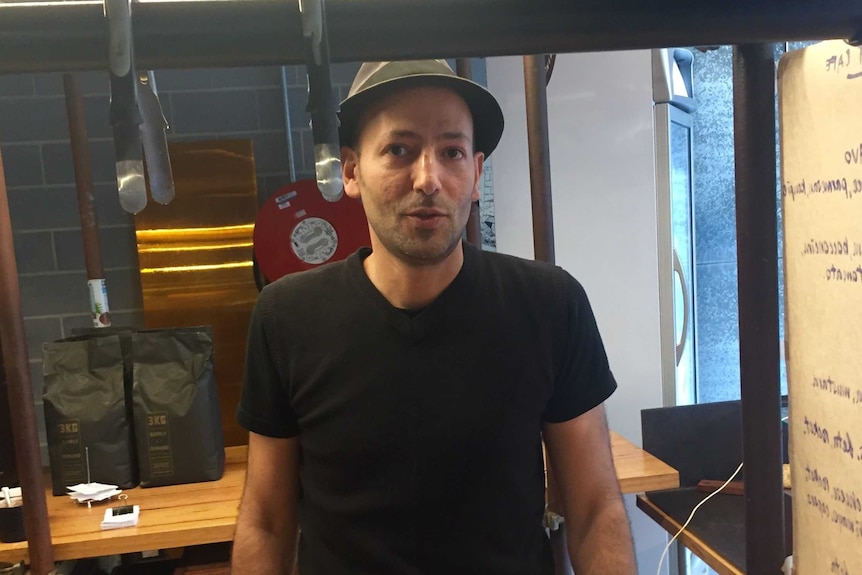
[105,309,145,329]
[287,86,311,133]
[253,131,290,174]
[82,95,112,140]
[94,183,136,227]
[153,69,211,92]
[54,226,138,272]
[32,73,62,96]
[13,232,55,274]
[24,317,62,359]
[7,186,81,231]
[331,62,361,88]
[0,74,34,97]
[60,314,98,338]
[19,271,90,316]
[257,88,286,133]
[52,229,85,271]
[1,144,43,187]
[34,72,110,97]
[169,90,260,134]
[42,139,116,186]
[104,268,143,312]
[0,97,70,144]
[210,67,281,89]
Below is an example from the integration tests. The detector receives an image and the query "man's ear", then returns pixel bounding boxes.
[472,151,485,203]
[342,146,361,200]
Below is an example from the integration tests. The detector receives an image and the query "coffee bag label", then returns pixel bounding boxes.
[145,412,173,478]
[58,419,84,486]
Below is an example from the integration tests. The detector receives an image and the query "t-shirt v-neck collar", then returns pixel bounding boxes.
[347,243,479,342]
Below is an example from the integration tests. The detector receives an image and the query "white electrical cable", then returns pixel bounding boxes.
[655,461,745,575]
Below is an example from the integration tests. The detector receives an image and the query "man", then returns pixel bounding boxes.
[232,59,636,574]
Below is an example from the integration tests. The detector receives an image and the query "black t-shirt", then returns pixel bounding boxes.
[237,243,617,574]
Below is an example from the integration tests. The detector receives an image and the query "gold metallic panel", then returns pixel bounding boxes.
[135,140,259,447]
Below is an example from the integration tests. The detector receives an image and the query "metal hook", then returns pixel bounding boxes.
[298,0,342,202]
[106,0,147,214]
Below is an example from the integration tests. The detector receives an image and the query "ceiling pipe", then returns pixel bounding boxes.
[0,0,859,74]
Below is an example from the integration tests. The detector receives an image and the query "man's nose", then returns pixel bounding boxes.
[413,151,441,196]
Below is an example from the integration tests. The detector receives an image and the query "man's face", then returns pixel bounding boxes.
[342,86,484,266]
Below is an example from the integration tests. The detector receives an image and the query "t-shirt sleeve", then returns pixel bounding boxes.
[543,272,618,423]
[236,289,300,438]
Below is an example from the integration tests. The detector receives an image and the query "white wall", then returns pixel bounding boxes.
[487,52,669,575]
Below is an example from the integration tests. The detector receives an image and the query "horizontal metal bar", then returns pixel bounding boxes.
[0,0,860,74]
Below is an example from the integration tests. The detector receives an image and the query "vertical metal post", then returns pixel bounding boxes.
[732,43,785,575]
[523,54,555,264]
[457,57,483,247]
[0,147,55,574]
[0,334,16,489]
[524,52,568,574]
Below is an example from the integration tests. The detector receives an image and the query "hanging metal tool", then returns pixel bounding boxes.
[106,0,175,214]
[138,71,175,205]
[106,0,146,214]
[298,0,343,202]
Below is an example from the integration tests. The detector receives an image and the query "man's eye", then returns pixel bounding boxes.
[444,148,465,160]
[387,145,408,157]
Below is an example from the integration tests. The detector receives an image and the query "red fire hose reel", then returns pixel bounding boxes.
[253,179,370,284]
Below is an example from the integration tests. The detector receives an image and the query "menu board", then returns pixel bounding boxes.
[778,40,862,575]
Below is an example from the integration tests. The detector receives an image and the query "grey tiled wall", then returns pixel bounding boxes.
[1,58,494,459]
[0,63,359,457]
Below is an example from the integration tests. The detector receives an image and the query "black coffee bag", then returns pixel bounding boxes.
[132,327,224,487]
[43,336,138,495]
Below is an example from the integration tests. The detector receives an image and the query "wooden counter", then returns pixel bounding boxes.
[609,431,679,494]
[0,432,676,564]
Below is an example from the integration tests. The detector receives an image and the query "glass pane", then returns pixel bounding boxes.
[671,117,696,404]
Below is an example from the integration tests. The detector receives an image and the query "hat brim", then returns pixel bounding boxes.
[338,73,504,158]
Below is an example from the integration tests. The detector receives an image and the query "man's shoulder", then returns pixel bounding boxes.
[476,248,567,284]
[259,255,353,305]
[474,248,588,306]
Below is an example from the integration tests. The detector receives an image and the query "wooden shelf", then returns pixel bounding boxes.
[0,447,247,564]
[0,433,676,564]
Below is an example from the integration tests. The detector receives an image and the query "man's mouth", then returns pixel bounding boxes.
[405,209,446,219]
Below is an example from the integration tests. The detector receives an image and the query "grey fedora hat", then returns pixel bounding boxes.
[338,59,505,157]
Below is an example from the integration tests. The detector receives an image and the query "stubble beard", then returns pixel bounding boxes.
[370,212,464,267]
[364,190,468,267]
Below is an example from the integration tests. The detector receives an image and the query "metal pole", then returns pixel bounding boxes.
[63,73,111,327]
[457,58,483,248]
[0,0,859,73]
[0,335,17,489]
[0,148,55,574]
[732,43,785,575]
[523,53,568,573]
[523,54,555,264]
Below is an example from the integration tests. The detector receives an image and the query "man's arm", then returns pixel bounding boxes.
[543,403,636,574]
[232,432,300,574]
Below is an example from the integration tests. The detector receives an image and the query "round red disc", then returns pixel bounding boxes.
[253,180,370,282]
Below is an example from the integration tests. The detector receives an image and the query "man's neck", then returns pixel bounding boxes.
[363,241,465,310]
